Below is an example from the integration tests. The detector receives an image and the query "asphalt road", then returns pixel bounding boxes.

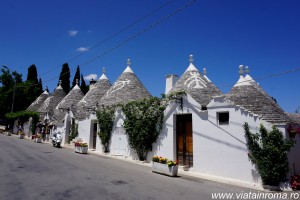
[0,133,256,200]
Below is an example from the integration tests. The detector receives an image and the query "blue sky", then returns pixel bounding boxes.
[1,0,300,113]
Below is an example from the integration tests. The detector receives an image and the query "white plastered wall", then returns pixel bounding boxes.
[152,95,272,185]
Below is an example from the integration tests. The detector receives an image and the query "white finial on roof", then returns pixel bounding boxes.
[244,66,256,84]
[57,80,63,89]
[239,65,244,76]
[100,67,108,80]
[185,54,198,72]
[203,68,207,75]
[123,58,134,73]
[234,65,251,87]
[189,54,194,63]
[76,79,79,85]
[245,66,249,74]
[203,67,211,82]
[127,59,131,67]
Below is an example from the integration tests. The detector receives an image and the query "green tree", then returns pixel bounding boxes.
[122,97,166,161]
[80,74,88,95]
[38,78,43,94]
[72,65,80,89]
[0,66,27,119]
[96,105,115,152]
[244,123,295,187]
[59,63,70,94]
[26,64,41,104]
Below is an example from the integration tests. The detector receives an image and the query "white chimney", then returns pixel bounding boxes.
[165,74,179,94]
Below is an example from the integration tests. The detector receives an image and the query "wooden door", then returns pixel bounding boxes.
[92,123,97,149]
[176,114,193,167]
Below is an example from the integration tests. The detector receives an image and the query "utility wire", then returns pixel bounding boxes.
[38,0,175,77]
[36,0,197,86]
[219,67,300,89]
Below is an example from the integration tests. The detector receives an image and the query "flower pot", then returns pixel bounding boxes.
[75,146,88,154]
[34,137,42,143]
[151,162,178,177]
[6,132,12,136]
[18,134,25,139]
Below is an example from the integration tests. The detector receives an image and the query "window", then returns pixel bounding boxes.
[217,112,229,125]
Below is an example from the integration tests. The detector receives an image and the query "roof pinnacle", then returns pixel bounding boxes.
[239,65,244,76]
[102,67,106,74]
[189,54,194,63]
[76,79,79,85]
[245,66,250,74]
[203,68,207,75]
[59,80,62,86]
[127,59,131,67]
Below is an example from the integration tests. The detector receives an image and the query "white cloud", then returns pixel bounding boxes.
[76,47,89,52]
[68,30,78,36]
[84,74,97,81]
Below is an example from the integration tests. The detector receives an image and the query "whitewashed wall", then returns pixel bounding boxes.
[153,95,268,185]
[109,109,138,160]
[77,113,103,151]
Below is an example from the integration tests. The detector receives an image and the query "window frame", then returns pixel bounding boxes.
[217,111,230,125]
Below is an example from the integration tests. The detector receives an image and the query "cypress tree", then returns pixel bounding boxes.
[27,64,38,83]
[59,63,70,94]
[26,64,40,104]
[38,78,43,94]
[80,74,88,95]
[72,65,80,89]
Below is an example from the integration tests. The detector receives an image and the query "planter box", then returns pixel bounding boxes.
[34,137,42,143]
[75,146,88,154]
[18,134,25,139]
[151,162,178,177]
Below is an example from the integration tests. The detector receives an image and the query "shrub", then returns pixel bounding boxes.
[244,123,296,187]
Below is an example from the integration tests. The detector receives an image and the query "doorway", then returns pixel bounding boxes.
[91,122,97,149]
[176,114,193,167]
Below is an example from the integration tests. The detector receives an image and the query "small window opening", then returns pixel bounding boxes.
[217,112,229,125]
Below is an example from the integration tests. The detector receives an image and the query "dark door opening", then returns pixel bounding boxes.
[92,123,97,149]
[176,114,193,167]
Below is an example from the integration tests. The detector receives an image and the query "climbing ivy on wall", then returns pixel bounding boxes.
[5,111,40,130]
[122,97,167,161]
[68,118,78,144]
[244,123,295,187]
[95,91,186,159]
[96,105,116,152]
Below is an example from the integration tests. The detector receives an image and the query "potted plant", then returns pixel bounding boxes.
[151,156,178,177]
[18,131,25,139]
[287,123,300,138]
[74,142,88,154]
[34,134,42,143]
[6,132,12,136]
[291,174,300,191]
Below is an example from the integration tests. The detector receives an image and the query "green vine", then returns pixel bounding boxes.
[122,97,167,161]
[96,105,116,152]
[68,118,78,144]
[5,111,39,130]
[244,123,296,187]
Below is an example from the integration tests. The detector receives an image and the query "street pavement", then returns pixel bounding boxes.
[0,133,258,200]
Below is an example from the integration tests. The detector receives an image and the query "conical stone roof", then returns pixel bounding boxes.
[171,55,222,107]
[26,90,49,112]
[37,84,66,116]
[52,83,84,126]
[98,59,151,106]
[56,84,84,111]
[226,66,290,124]
[77,72,111,119]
